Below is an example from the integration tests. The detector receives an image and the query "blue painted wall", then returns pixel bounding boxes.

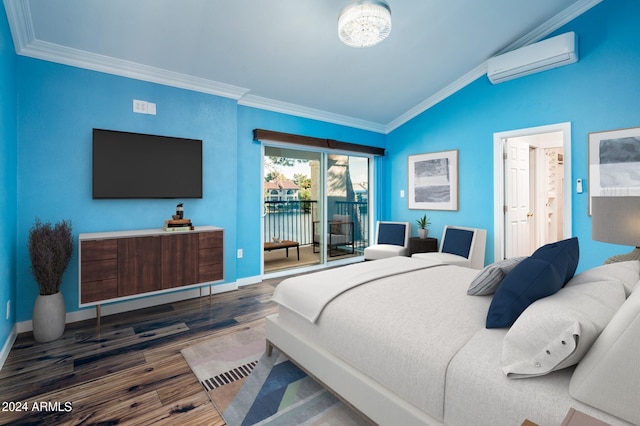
[2,0,639,338]
[12,58,385,324]
[385,0,640,272]
[0,7,17,348]
[15,58,239,322]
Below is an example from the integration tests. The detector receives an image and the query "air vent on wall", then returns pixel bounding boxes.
[487,32,578,84]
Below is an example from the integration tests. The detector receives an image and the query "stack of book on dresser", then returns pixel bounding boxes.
[163,218,194,232]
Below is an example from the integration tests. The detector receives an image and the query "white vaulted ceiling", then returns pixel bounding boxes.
[4,0,601,133]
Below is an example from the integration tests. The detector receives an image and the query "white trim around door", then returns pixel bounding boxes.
[493,122,572,261]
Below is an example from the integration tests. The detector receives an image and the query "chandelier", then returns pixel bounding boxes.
[338,0,392,48]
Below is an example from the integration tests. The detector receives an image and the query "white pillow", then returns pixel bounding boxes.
[566,260,640,296]
[502,280,626,379]
[467,257,526,296]
[570,283,640,425]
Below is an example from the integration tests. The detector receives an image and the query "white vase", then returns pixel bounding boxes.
[418,228,429,239]
[33,292,66,343]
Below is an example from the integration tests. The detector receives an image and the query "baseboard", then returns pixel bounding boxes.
[16,281,239,334]
[237,275,262,287]
[0,324,18,372]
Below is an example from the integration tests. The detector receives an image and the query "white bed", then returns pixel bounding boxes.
[266,256,640,425]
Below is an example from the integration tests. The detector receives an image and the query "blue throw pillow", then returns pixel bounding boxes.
[486,237,579,328]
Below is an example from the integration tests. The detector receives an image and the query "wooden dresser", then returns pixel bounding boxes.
[79,226,224,324]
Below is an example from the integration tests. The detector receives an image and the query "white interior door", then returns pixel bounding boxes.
[505,139,532,257]
[493,122,572,262]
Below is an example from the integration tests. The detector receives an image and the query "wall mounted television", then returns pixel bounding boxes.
[93,129,203,199]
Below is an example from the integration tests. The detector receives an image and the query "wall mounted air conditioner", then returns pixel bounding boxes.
[487,32,578,84]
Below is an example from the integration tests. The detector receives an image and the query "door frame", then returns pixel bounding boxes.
[493,122,572,261]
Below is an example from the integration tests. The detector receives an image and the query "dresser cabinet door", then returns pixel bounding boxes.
[118,236,162,297]
[161,233,199,289]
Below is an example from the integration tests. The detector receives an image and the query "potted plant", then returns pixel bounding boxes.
[28,218,73,342]
[416,214,431,239]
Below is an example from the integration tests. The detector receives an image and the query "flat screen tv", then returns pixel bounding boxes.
[93,129,203,199]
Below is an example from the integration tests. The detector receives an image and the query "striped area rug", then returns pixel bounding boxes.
[180,321,266,414]
[181,320,370,425]
[223,349,371,426]
[202,360,258,391]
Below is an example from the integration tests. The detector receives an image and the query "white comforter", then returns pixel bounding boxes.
[274,261,489,421]
[272,256,443,322]
[271,259,636,425]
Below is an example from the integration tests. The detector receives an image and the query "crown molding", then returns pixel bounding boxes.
[4,0,602,135]
[17,39,251,100]
[385,0,602,133]
[4,1,249,99]
[494,0,603,55]
[239,94,386,134]
[385,62,488,133]
[3,0,35,48]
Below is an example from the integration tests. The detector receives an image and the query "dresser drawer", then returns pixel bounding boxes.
[81,239,118,261]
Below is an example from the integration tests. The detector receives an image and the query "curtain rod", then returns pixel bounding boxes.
[253,129,385,156]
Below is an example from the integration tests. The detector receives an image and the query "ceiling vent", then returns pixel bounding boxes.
[487,32,578,84]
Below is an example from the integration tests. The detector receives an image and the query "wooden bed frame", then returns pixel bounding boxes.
[265,313,443,426]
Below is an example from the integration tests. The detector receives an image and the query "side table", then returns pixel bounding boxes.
[409,237,438,256]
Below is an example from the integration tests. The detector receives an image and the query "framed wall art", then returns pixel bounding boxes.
[588,127,640,214]
[408,150,458,210]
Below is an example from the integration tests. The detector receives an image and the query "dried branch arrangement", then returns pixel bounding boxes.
[28,218,73,295]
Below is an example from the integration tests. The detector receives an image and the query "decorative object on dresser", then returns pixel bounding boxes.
[591,196,640,263]
[408,237,438,256]
[415,213,431,238]
[164,202,194,231]
[27,218,73,343]
[79,226,223,329]
[163,218,194,231]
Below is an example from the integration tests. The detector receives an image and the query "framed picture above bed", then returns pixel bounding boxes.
[588,127,640,214]
[408,150,458,211]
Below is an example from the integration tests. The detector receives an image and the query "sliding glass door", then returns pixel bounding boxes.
[262,146,370,274]
[263,147,324,273]
[325,154,370,261]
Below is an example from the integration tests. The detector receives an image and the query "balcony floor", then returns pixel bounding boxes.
[264,244,360,273]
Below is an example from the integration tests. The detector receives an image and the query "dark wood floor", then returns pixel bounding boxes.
[0,280,279,425]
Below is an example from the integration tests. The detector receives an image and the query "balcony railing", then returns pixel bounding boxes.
[263,200,369,251]
[264,200,317,246]
[334,201,369,251]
